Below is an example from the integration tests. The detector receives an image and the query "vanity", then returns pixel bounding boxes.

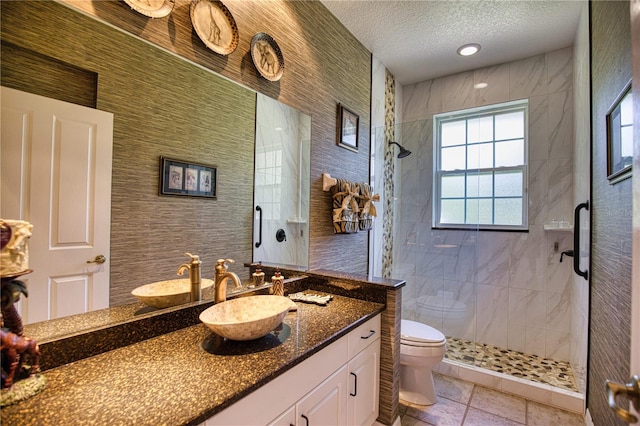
[1,272,403,426]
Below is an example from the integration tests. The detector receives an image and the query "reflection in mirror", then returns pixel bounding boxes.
[254,94,311,269]
[607,81,633,184]
[1,0,311,342]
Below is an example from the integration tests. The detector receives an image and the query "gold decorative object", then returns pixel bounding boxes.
[123,0,175,18]
[250,32,285,82]
[190,0,239,56]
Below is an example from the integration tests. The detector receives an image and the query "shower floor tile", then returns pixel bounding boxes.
[444,337,578,392]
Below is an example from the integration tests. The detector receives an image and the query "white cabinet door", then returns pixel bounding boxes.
[297,365,348,426]
[268,405,296,426]
[348,340,380,426]
[1,87,113,323]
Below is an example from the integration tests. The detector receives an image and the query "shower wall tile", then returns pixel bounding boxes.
[509,54,547,99]
[476,231,510,287]
[508,322,527,353]
[546,328,571,361]
[476,284,509,349]
[402,79,444,122]
[509,226,546,291]
[525,326,546,358]
[528,160,549,226]
[474,63,510,106]
[548,90,574,159]
[545,231,573,294]
[508,288,531,327]
[528,95,550,161]
[547,47,573,94]
[443,71,475,112]
[547,158,573,223]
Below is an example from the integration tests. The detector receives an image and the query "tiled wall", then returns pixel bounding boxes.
[396,48,576,361]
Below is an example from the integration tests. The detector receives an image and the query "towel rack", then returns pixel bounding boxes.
[322,173,338,191]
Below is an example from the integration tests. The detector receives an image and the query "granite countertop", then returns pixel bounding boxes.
[2,294,384,426]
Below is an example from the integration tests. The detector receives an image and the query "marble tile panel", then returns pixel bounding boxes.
[463,407,524,425]
[443,71,475,112]
[545,232,573,294]
[404,395,467,426]
[548,90,574,159]
[474,63,510,106]
[525,326,546,358]
[547,158,573,223]
[528,95,550,161]
[546,47,573,94]
[527,160,549,226]
[508,288,531,327]
[526,290,547,327]
[475,284,509,348]
[546,288,571,331]
[434,372,474,405]
[545,328,571,362]
[476,230,511,287]
[507,322,527,353]
[509,54,547,99]
[402,79,444,122]
[508,226,546,291]
[527,400,584,426]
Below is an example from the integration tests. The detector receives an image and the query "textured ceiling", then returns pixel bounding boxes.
[320,0,585,85]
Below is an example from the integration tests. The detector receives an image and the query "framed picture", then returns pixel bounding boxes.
[337,104,359,152]
[606,80,633,184]
[159,156,217,198]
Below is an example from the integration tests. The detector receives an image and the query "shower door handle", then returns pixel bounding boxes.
[255,206,263,248]
[573,201,589,280]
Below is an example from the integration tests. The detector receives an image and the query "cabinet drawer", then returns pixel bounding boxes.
[348,314,381,358]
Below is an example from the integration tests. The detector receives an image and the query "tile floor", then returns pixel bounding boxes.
[445,337,577,392]
[400,373,585,426]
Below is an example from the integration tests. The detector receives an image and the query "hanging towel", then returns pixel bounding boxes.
[331,178,360,233]
[357,183,379,231]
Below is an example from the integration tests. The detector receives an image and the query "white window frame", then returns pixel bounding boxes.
[433,100,529,231]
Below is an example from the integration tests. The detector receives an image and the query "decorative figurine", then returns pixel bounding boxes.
[0,219,46,406]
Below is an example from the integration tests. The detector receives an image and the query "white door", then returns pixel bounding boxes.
[1,86,113,324]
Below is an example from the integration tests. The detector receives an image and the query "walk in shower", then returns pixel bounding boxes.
[370,38,590,411]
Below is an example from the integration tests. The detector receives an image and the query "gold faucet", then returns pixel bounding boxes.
[214,258,242,303]
[177,253,201,302]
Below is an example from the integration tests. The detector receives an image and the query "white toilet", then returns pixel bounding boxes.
[400,319,447,406]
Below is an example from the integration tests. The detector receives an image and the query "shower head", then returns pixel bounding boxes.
[389,141,412,158]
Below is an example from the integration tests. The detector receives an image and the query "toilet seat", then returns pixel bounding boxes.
[401,319,446,346]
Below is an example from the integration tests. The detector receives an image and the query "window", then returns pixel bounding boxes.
[433,100,528,230]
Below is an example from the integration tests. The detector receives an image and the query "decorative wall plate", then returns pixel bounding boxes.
[123,0,174,18]
[190,0,239,56]
[250,32,285,82]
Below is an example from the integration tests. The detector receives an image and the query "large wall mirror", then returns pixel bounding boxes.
[0,1,311,338]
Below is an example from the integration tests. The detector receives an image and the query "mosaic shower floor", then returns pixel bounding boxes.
[445,337,578,392]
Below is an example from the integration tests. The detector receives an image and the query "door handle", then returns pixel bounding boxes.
[86,255,106,264]
[573,201,589,280]
[255,205,262,248]
[607,375,640,423]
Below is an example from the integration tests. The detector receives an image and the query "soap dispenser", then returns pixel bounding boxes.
[252,265,265,288]
[271,267,284,296]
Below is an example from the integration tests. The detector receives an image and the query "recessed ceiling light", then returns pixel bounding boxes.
[474,82,488,89]
[457,43,481,56]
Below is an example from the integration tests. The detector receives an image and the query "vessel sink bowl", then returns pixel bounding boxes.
[132,278,214,309]
[199,295,294,341]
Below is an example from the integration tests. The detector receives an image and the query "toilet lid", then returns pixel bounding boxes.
[401,320,446,344]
